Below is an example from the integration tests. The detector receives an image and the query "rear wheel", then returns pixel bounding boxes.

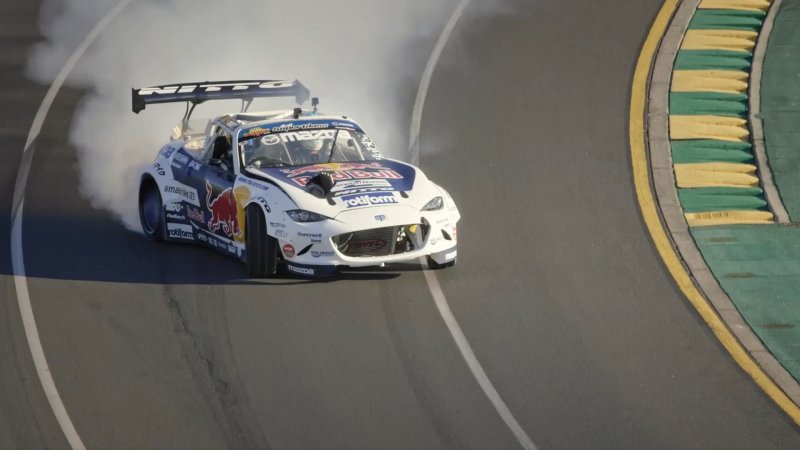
[139,179,165,241]
[245,204,277,278]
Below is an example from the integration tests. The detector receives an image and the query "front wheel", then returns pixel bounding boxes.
[245,204,277,278]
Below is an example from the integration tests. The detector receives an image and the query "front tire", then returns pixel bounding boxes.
[245,204,277,278]
[139,179,165,241]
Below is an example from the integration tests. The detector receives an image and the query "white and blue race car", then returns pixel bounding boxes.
[133,80,459,278]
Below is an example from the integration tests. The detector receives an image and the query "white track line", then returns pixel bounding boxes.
[411,2,537,449]
[11,1,131,449]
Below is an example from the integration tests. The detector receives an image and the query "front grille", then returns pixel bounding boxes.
[334,224,428,258]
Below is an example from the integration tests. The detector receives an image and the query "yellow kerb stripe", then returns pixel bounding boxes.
[682,29,758,52]
[686,210,774,226]
[670,115,750,142]
[671,70,749,94]
[698,0,772,12]
[674,163,760,188]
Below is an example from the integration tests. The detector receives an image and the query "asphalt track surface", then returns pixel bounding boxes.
[3,1,800,449]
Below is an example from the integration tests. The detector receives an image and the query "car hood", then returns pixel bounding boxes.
[246,159,439,218]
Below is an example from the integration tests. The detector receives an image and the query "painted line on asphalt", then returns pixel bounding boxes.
[408,0,470,166]
[629,0,800,426]
[411,2,536,449]
[10,1,132,449]
[422,269,537,450]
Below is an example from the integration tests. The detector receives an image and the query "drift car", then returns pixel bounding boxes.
[133,80,459,278]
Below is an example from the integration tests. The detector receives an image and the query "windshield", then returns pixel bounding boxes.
[238,128,383,169]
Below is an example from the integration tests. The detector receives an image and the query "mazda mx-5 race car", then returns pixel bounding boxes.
[133,80,459,278]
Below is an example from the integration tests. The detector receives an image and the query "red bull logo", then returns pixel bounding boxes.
[282,162,388,178]
[281,162,403,187]
[206,181,241,238]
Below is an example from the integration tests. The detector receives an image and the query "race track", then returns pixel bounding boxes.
[3,0,800,449]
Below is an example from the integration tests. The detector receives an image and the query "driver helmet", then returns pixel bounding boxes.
[301,138,324,153]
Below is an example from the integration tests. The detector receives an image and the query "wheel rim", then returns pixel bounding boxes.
[141,188,161,234]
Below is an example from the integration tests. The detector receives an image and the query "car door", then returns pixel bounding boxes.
[201,127,241,244]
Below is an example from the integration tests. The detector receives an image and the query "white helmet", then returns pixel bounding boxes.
[301,139,324,152]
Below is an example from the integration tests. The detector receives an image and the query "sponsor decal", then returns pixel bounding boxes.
[286,264,315,276]
[271,122,327,133]
[262,135,281,145]
[452,225,457,242]
[166,213,185,221]
[348,239,387,251]
[164,184,199,206]
[227,244,237,255]
[445,250,457,261]
[333,187,395,197]
[330,179,391,192]
[153,163,166,176]
[282,162,403,187]
[165,203,183,213]
[283,244,295,258]
[361,135,382,158]
[205,182,249,242]
[278,129,335,143]
[253,196,271,213]
[171,162,184,170]
[297,231,322,243]
[269,222,286,229]
[429,236,442,245]
[342,192,397,209]
[187,206,204,223]
[273,229,288,239]
[197,233,208,242]
[173,152,189,164]
[160,146,176,158]
[374,214,387,222]
[188,160,203,171]
[167,223,193,240]
[242,127,270,139]
[239,178,270,191]
[297,231,322,239]
[310,250,335,258]
[139,81,294,97]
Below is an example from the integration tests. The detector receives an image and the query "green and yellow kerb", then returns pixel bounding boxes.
[669,0,775,226]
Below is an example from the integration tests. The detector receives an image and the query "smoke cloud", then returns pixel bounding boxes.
[27,0,460,231]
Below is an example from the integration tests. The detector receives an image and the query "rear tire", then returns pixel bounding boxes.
[426,254,456,270]
[245,204,277,278]
[139,179,165,241]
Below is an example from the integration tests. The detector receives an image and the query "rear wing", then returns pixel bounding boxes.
[131,79,310,114]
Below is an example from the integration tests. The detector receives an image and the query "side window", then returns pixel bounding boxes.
[202,125,222,162]
[203,126,234,172]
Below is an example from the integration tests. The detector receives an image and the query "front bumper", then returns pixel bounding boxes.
[274,205,458,270]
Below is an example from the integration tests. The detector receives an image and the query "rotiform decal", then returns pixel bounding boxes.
[342,192,398,208]
[167,223,193,240]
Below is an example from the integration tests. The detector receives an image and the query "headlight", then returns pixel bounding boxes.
[286,209,329,222]
[421,196,444,211]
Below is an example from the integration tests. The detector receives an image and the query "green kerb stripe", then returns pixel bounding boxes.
[671,139,754,164]
[674,49,752,70]
[670,92,748,117]
[688,9,766,31]
[679,187,768,213]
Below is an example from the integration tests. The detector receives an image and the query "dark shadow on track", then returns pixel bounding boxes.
[12,212,416,284]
